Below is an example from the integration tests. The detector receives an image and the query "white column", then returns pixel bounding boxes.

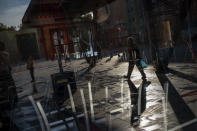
[165,82,169,112]
[121,78,124,105]
[67,84,76,113]
[162,97,167,131]
[88,82,95,122]
[138,85,142,115]
[128,89,131,117]
[105,86,109,102]
[80,89,90,131]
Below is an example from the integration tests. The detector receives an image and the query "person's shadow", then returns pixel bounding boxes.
[127,79,147,126]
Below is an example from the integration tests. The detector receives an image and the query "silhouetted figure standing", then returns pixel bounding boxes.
[27,56,35,82]
[0,41,18,131]
[125,36,147,82]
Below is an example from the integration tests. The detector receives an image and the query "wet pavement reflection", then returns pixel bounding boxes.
[9,56,197,131]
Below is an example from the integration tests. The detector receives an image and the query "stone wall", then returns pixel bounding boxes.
[0,30,21,64]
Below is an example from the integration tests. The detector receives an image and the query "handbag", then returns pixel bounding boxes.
[140,59,147,68]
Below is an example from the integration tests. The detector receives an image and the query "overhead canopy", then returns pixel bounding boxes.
[22,0,115,25]
[22,0,63,24]
[60,0,115,14]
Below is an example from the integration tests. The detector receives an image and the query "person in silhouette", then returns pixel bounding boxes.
[27,56,35,82]
[124,36,148,82]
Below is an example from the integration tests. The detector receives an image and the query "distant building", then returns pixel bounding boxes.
[22,0,74,60]
[0,30,21,64]
[16,28,44,60]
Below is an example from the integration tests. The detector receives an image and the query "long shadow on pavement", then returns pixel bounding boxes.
[127,79,147,126]
[168,68,197,84]
[156,71,197,131]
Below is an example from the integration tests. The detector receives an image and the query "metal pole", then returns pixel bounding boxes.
[88,82,95,122]
[55,46,63,73]
[138,85,142,115]
[105,86,109,103]
[67,84,76,113]
[128,89,131,117]
[36,101,51,131]
[162,97,167,131]
[28,96,45,131]
[105,86,109,129]
[121,78,124,106]
[165,82,169,112]
[80,89,90,131]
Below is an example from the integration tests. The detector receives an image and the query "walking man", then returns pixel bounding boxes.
[124,36,148,82]
[27,56,35,82]
[125,36,150,126]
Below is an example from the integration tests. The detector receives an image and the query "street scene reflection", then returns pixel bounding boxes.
[0,0,197,131]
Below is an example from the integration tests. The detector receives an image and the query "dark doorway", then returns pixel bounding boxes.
[16,33,39,60]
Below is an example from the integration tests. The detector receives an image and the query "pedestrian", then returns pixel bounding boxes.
[26,56,35,82]
[0,42,11,74]
[124,36,148,82]
[0,41,18,130]
[0,41,17,104]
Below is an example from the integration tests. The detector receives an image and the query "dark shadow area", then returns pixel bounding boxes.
[181,90,197,97]
[156,71,197,130]
[127,79,147,126]
[94,68,113,74]
[77,65,94,79]
[180,86,197,90]
[174,64,197,70]
[188,99,197,104]
[41,100,83,131]
[141,81,147,113]
[32,82,38,93]
[105,57,112,63]
[51,71,77,106]
[168,68,197,83]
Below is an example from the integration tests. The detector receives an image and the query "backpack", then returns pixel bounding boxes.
[140,60,148,68]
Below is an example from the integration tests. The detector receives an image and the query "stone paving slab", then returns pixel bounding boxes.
[11,55,197,131]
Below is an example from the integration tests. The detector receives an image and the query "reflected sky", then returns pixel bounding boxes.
[0,0,30,27]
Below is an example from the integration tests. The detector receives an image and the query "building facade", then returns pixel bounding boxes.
[22,0,74,60]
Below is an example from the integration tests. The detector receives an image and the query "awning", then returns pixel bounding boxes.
[60,0,115,14]
[22,0,115,25]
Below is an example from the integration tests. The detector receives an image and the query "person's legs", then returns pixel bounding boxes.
[127,61,135,79]
[30,68,35,82]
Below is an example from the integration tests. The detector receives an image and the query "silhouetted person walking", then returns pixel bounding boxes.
[125,36,147,82]
[27,56,35,82]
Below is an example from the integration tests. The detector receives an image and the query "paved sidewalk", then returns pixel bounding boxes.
[11,55,197,131]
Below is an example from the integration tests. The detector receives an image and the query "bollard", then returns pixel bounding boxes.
[128,89,131,117]
[67,84,76,113]
[165,82,169,112]
[88,82,95,122]
[138,85,142,116]
[121,78,124,106]
[28,96,45,131]
[105,86,109,129]
[162,97,167,131]
[37,101,51,131]
[105,86,109,103]
[80,89,90,131]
